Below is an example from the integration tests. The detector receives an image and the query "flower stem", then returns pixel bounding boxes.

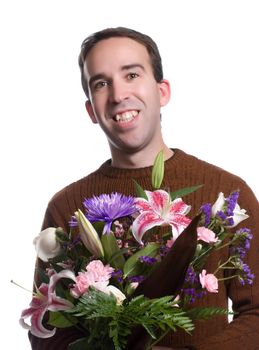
[218,275,239,282]
[10,280,34,295]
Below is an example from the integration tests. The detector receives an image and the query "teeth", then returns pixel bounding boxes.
[114,110,138,122]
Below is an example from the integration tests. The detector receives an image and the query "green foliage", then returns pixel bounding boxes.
[101,232,125,269]
[66,289,194,350]
[48,311,77,328]
[133,179,148,199]
[170,184,203,200]
[123,243,160,278]
[186,307,232,321]
[151,150,164,189]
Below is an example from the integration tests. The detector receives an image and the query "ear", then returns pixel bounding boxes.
[158,79,171,107]
[85,101,98,124]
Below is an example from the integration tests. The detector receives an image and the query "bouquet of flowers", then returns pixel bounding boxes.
[19,151,254,349]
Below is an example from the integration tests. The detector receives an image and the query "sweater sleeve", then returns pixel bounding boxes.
[196,182,259,350]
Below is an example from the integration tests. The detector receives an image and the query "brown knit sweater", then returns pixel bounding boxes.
[29,149,259,350]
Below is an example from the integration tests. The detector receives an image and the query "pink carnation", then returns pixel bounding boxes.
[86,260,114,282]
[199,269,218,293]
[197,227,218,243]
[70,260,114,298]
[70,271,95,298]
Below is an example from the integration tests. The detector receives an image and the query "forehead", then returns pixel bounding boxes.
[83,37,152,78]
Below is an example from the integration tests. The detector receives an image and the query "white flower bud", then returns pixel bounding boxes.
[33,227,61,262]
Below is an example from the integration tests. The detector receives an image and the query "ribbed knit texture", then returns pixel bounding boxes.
[30,149,259,349]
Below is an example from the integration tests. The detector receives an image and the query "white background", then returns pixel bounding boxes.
[1,0,258,348]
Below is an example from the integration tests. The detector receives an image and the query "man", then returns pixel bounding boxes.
[30,27,259,349]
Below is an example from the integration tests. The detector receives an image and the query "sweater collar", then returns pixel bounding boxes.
[98,149,185,179]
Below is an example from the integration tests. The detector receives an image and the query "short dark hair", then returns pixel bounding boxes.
[78,27,164,98]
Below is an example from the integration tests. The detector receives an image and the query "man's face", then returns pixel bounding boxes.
[84,37,170,156]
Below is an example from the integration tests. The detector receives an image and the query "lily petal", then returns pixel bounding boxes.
[168,198,191,217]
[211,192,225,216]
[20,271,75,339]
[48,269,76,294]
[170,215,192,241]
[30,307,56,338]
[132,211,165,243]
[146,190,170,214]
[134,197,153,211]
[230,205,249,227]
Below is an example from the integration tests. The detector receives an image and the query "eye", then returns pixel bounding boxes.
[127,72,139,80]
[93,80,108,91]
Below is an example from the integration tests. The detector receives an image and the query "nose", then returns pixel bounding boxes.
[109,79,129,103]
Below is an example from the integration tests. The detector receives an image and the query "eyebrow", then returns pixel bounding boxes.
[121,63,145,72]
[89,63,146,89]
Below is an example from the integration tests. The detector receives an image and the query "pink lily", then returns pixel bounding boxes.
[132,190,191,243]
[20,270,76,338]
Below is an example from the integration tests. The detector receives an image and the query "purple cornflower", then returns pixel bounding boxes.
[83,193,137,234]
[200,203,212,227]
[139,256,157,264]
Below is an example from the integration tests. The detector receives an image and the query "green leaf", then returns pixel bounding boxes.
[133,179,147,199]
[123,243,160,278]
[55,227,70,243]
[151,150,164,189]
[101,232,125,269]
[48,311,76,328]
[186,306,231,320]
[68,337,91,350]
[170,184,203,200]
[67,289,196,350]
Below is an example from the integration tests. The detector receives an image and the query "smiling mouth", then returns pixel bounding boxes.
[113,110,139,122]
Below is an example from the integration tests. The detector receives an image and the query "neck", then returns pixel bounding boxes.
[110,144,174,169]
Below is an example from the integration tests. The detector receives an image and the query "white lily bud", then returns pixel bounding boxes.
[75,209,104,257]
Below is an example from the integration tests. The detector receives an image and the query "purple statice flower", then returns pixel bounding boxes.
[83,193,137,234]
[238,260,255,285]
[181,266,206,303]
[225,191,239,216]
[231,228,253,259]
[159,245,170,257]
[127,275,145,283]
[181,288,206,303]
[216,210,227,221]
[200,203,212,227]
[139,256,157,265]
[185,266,197,284]
[111,269,123,283]
[227,217,235,226]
